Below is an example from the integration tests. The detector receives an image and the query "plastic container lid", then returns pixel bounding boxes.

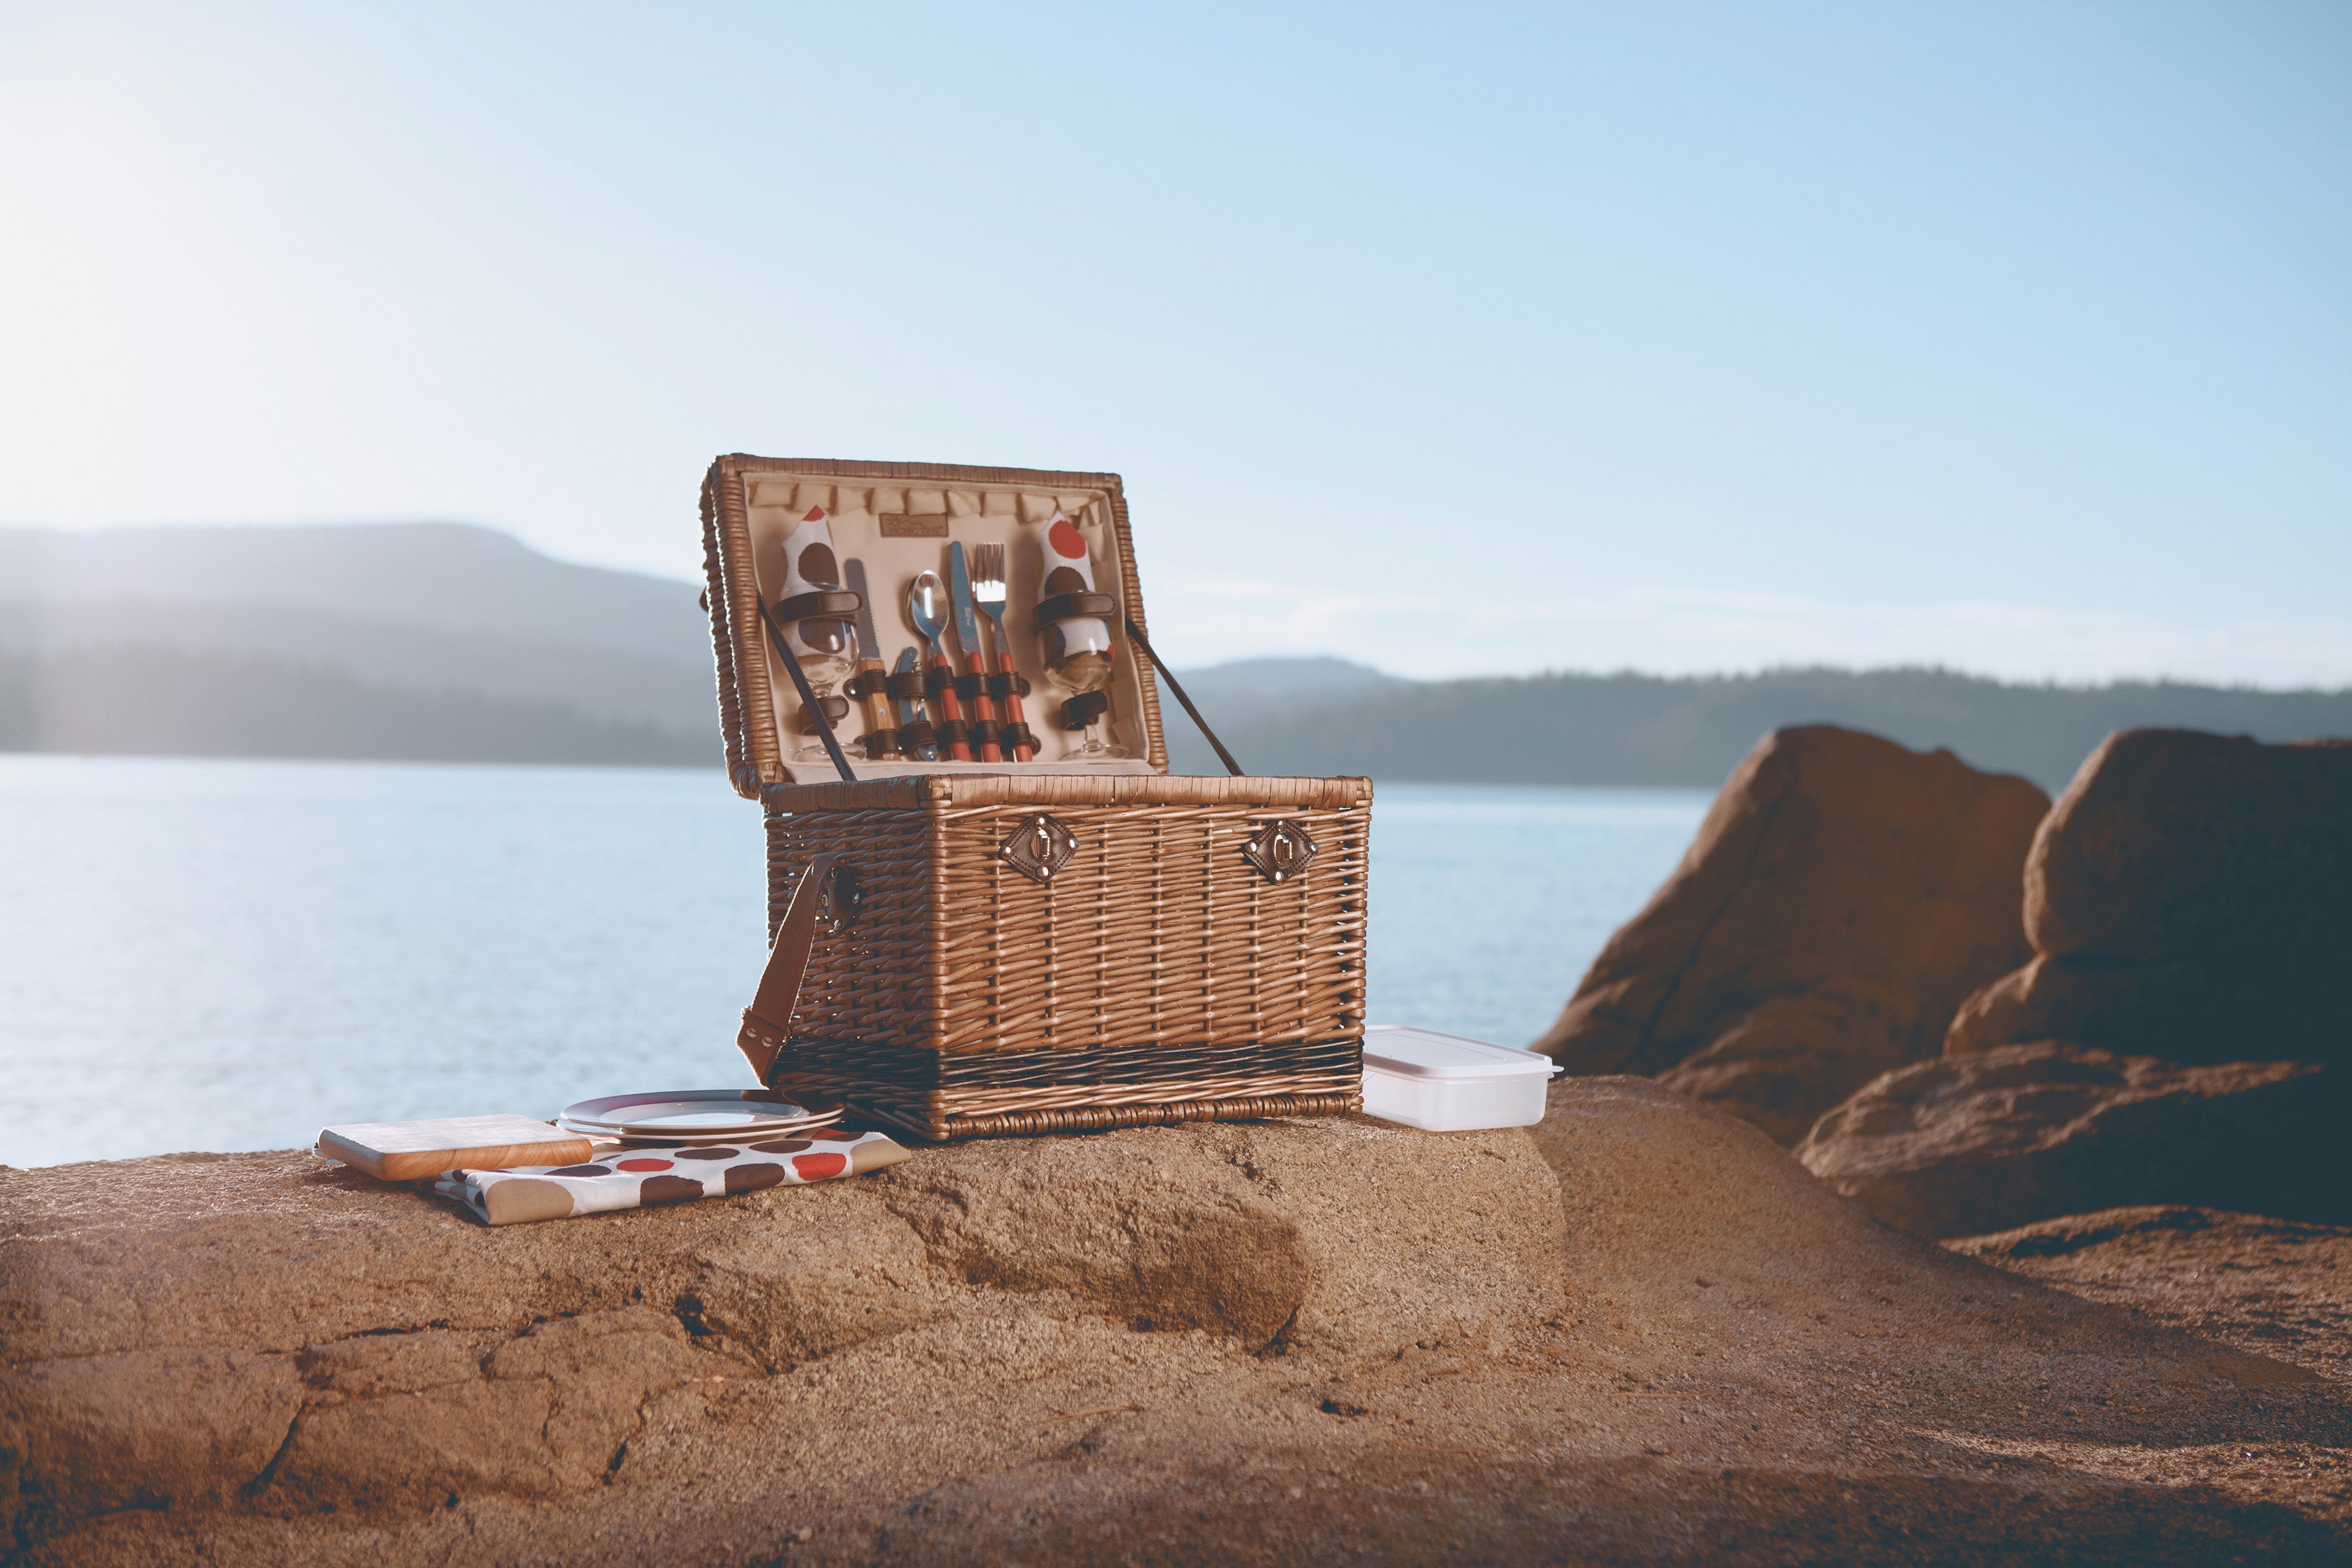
[1361,1025,1563,1080]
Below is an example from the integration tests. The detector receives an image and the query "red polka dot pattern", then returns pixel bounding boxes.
[425,1130,906,1227]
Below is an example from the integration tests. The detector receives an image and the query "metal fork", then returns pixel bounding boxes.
[968,542,1032,760]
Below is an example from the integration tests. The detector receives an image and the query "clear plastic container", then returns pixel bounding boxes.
[1359,1025,1563,1131]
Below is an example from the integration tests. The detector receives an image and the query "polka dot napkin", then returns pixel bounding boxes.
[424,1128,910,1226]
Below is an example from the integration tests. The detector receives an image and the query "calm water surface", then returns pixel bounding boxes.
[0,757,1705,1166]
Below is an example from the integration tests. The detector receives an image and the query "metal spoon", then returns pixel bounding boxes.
[906,570,949,654]
[904,571,970,760]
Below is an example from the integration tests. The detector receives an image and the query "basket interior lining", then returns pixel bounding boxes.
[740,472,1156,781]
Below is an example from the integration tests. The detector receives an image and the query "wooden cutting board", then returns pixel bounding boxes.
[318,1115,594,1181]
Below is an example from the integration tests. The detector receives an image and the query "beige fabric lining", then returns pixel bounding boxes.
[742,473,1157,783]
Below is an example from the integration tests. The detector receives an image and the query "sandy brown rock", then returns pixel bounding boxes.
[1797,1041,2349,1237]
[1535,725,2048,1142]
[266,1311,706,1512]
[1947,729,2352,1065]
[1950,1206,2352,1378]
[5,1088,2347,1566]
[5,1348,298,1522]
[1941,1205,2352,1522]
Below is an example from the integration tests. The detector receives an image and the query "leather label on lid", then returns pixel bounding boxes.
[879,514,949,537]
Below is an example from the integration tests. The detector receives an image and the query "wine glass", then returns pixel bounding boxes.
[1041,637,1128,759]
[790,614,855,762]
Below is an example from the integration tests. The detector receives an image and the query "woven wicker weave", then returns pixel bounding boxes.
[704,458,1369,1140]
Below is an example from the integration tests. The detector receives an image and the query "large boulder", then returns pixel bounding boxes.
[0,1117,1565,1552]
[5,1096,2338,1565]
[1796,1041,2351,1237]
[1533,725,2048,1143]
[1946,730,2352,1066]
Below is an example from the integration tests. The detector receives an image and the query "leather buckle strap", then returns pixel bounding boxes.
[737,852,841,1085]
[775,589,862,623]
[1037,591,1117,625]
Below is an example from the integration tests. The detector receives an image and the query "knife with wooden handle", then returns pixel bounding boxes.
[842,558,896,753]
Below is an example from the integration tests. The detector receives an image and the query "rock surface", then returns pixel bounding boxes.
[1797,1041,2349,1238]
[7,1085,2348,1565]
[1950,1206,2352,1379]
[1534,725,2048,1142]
[1946,729,2352,1066]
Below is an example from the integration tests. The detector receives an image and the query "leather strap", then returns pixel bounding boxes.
[1037,591,1117,625]
[1124,615,1244,777]
[775,589,862,623]
[737,852,840,1084]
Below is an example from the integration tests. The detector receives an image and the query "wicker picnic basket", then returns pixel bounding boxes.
[700,455,1368,1141]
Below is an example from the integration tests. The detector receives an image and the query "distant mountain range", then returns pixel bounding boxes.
[5,523,2347,788]
[1161,661,2352,792]
[1,523,714,764]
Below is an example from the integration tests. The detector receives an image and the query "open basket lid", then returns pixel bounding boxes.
[698,455,1173,799]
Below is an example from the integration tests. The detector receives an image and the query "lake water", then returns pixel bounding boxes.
[0,757,1706,1168]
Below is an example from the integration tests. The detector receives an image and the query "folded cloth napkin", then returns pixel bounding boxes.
[425,1128,910,1226]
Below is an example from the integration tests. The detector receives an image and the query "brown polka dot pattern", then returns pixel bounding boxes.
[423,1131,910,1226]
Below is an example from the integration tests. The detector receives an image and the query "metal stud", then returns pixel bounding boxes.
[1241,819,1319,884]
[998,813,1078,885]
[813,862,861,933]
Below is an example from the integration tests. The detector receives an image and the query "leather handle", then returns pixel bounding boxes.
[1124,615,1243,777]
[737,852,841,1084]
[851,657,895,745]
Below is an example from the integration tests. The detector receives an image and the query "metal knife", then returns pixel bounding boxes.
[947,542,1003,762]
[841,558,896,751]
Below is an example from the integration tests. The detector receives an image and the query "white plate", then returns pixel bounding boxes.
[555,1115,841,1148]
[559,1089,832,1134]
[556,1108,841,1135]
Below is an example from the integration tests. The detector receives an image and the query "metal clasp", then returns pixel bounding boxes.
[1241,819,1318,884]
[998,813,1078,885]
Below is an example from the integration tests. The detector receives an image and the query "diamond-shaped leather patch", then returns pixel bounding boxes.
[1241,819,1319,884]
[998,813,1079,885]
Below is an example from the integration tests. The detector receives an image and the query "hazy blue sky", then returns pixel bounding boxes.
[3,2,2347,681]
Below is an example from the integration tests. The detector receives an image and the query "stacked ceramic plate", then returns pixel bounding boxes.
[556,1089,843,1147]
